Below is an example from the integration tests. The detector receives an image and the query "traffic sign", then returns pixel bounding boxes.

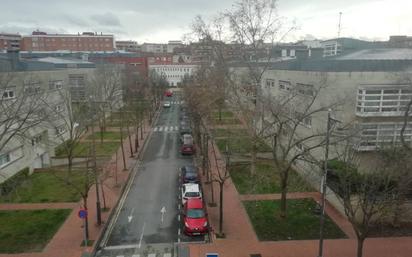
[78,209,88,219]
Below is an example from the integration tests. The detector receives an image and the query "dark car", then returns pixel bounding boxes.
[181,144,195,155]
[181,165,200,184]
[180,125,192,135]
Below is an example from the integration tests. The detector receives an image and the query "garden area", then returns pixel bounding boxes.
[244,198,346,241]
[0,209,71,253]
[230,161,313,194]
[55,141,120,157]
[0,169,87,203]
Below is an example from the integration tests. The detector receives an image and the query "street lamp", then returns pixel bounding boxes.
[89,95,102,226]
[318,109,341,257]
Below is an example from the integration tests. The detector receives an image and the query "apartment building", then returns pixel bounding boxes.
[21,31,115,52]
[259,49,412,167]
[115,40,140,52]
[0,33,21,52]
[149,64,198,86]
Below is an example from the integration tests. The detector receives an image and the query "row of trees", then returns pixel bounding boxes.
[185,1,412,256]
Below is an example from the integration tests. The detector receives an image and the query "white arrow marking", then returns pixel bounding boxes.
[127,208,135,223]
[161,206,166,223]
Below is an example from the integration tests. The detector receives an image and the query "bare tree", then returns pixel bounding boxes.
[224,0,292,176]
[328,139,408,257]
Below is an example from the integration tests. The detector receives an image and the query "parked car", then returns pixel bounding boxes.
[181,144,195,155]
[181,165,200,184]
[165,90,173,97]
[180,125,192,135]
[163,101,171,108]
[180,134,193,145]
[181,183,202,206]
[183,198,208,236]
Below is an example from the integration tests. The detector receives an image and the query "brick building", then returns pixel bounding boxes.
[0,33,21,52]
[90,55,149,78]
[21,31,115,52]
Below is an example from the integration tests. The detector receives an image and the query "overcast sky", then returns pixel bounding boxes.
[0,0,411,43]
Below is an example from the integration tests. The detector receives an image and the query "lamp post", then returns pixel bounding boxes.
[89,96,102,226]
[318,109,340,257]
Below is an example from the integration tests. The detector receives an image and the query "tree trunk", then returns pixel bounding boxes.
[126,124,134,157]
[219,182,224,235]
[135,125,139,152]
[357,237,365,257]
[100,179,107,209]
[250,139,257,176]
[279,171,289,218]
[82,196,89,240]
[120,123,127,171]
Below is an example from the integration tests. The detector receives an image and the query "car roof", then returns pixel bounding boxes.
[186,198,203,209]
[183,183,200,192]
[182,165,196,173]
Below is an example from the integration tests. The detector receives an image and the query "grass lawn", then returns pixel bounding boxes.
[0,170,86,203]
[0,209,71,253]
[244,199,346,241]
[216,137,271,153]
[230,161,313,194]
[212,128,249,138]
[55,142,120,157]
[212,110,235,119]
[211,117,241,125]
[86,131,121,141]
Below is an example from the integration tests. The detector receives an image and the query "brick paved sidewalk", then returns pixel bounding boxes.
[190,137,412,257]
[0,118,154,257]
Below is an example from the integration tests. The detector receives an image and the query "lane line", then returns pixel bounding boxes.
[178,215,180,221]
[178,228,181,235]
[138,222,146,249]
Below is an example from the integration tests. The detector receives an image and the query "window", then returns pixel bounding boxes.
[2,88,15,99]
[55,104,63,112]
[265,79,275,88]
[296,83,314,96]
[357,87,412,116]
[359,122,412,150]
[0,153,11,166]
[55,126,66,136]
[49,80,63,90]
[279,80,291,91]
[0,147,23,168]
[31,134,43,146]
[24,82,42,94]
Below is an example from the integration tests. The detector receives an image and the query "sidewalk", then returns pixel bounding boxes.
[189,138,412,257]
[0,119,154,257]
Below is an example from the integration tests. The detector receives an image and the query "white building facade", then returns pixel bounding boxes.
[149,64,198,87]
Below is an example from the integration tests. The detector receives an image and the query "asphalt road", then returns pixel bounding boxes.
[95,92,204,257]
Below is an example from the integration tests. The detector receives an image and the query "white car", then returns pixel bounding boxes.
[181,183,202,206]
[163,101,171,108]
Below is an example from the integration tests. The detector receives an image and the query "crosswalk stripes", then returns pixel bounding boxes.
[153,126,179,133]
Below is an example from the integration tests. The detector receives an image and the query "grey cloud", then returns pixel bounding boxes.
[91,12,121,27]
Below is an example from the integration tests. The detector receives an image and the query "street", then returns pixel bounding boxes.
[95,92,204,257]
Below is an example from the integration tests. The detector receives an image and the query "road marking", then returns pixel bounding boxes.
[154,127,158,132]
[148,254,156,257]
[138,222,146,249]
[116,255,124,257]
[178,228,181,235]
[132,255,140,257]
[104,244,139,250]
[159,126,163,131]
[174,126,178,130]
[178,215,180,221]
[164,254,172,257]
[128,207,135,223]
[161,206,166,223]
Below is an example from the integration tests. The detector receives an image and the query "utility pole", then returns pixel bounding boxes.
[318,109,341,257]
[90,98,102,226]
[337,12,343,38]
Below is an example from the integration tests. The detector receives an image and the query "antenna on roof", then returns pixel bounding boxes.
[338,12,343,38]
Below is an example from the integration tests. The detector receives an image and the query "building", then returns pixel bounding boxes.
[21,31,115,52]
[0,54,124,183]
[141,43,168,54]
[257,48,412,168]
[115,40,140,52]
[388,35,412,48]
[0,33,21,52]
[90,54,148,78]
[320,37,377,57]
[167,40,184,53]
[149,64,198,86]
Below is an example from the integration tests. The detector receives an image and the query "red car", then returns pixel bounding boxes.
[181,144,195,155]
[183,198,208,236]
[165,90,173,97]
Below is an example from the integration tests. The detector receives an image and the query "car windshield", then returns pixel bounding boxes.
[185,173,197,178]
[185,192,200,197]
[186,208,205,218]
